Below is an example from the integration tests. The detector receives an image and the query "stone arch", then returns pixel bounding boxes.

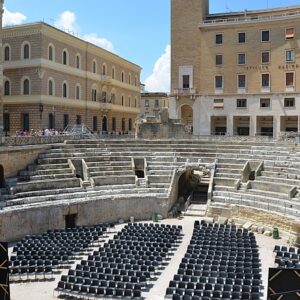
[177,104,193,130]
[0,165,5,188]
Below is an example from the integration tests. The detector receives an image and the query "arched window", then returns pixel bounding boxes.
[62,50,68,65]
[93,60,97,73]
[128,96,131,107]
[121,95,124,106]
[23,43,30,59]
[112,67,115,79]
[121,71,125,82]
[4,80,10,96]
[92,89,97,101]
[48,45,54,61]
[48,79,54,96]
[76,84,81,100]
[102,64,106,75]
[76,54,81,69]
[128,118,132,131]
[62,82,68,98]
[23,78,30,95]
[111,93,116,104]
[4,45,10,61]
[128,74,131,85]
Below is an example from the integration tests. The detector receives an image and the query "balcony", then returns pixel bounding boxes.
[173,88,197,97]
[100,75,112,85]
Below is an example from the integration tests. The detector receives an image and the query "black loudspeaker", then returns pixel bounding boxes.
[268,268,300,300]
[0,242,10,300]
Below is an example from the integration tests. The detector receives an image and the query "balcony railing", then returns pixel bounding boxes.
[200,9,300,27]
[100,75,112,84]
[173,88,197,96]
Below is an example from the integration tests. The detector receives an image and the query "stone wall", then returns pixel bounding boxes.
[0,145,49,178]
[0,195,169,242]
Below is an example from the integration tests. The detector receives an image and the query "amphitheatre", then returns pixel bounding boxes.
[0,132,300,299]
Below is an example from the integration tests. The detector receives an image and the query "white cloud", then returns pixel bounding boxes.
[3,7,27,26]
[54,11,77,33]
[144,45,170,93]
[54,11,116,53]
[83,33,116,53]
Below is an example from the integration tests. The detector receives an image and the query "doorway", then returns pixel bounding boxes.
[0,165,5,188]
[65,214,77,229]
[102,116,108,132]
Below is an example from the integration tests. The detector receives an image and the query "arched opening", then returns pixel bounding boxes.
[179,104,193,132]
[102,116,108,133]
[0,165,5,188]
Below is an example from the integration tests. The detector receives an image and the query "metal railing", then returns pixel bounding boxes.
[201,10,300,26]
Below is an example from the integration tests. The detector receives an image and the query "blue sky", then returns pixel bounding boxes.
[4,0,300,92]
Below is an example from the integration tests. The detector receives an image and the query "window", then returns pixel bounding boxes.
[261,51,270,64]
[102,91,107,102]
[121,95,124,106]
[92,89,97,101]
[260,98,270,108]
[121,72,125,82]
[4,46,10,61]
[76,115,81,125]
[237,99,247,108]
[63,83,68,98]
[63,114,69,129]
[111,93,116,104]
[112,117,116,131]
[261,74,270,87]
[23,43,30,59]
[4,80,10,96]
[76,55,81,69]
[48,45,53,61]
[23,79,30,95]
[63,50,68,65]
[76,85,80,100]
[238,32,246,43]
[286,28,294,40]
[145,99,149,107]
[128,119,132,131]
[128,96,131,107]
[238,53,246,65]
[261,30,270,42]
[286,49,295,62]
[135,97,138,108]
[112,67,115,79]
[213,99,224,109]
[284,98,295,107]
[216,33,223,44]
[102,64,106,75]
[128,74,131,84]
[238,75,246,88]
[286,72,294,87]
[93,116,98,132]
[216,54,223,66]
[3,112,10,132]
[48,79,53,96]
[155,99,159,108]
[182,75,190,88]
[215,76,223,89]
[93,60,97,73]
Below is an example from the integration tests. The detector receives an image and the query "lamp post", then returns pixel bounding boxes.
[0,0,4,138]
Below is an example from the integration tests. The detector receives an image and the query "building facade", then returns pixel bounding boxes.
[140,92,168,119]
[170,0,300,138]
[2,22,141,135]
[0,0,4,137]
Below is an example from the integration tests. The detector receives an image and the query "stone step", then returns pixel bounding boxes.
[90,170,135,177]
[11,178,81,194]
[30,163,70,171]
[20,168,73,176]
[215,168,242,174]
[257,175,300,186]
[214,173,240,179]
[184,204,207,217]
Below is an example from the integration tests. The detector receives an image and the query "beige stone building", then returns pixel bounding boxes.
[2,22,141,135]
[0,0,4,137]
[140,92,168,119]
[170,0,300,138]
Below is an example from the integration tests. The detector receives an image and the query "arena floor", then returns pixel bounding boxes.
[9,216,288,300]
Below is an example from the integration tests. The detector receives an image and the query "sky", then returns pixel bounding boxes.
[3,0,300,92]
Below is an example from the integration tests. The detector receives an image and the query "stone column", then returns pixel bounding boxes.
[226,115,233,136]
[250,115,257,137]
[273,115,280,139]
[0,0,4,138]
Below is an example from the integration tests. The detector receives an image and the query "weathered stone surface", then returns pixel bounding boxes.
[243,222,253,230]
